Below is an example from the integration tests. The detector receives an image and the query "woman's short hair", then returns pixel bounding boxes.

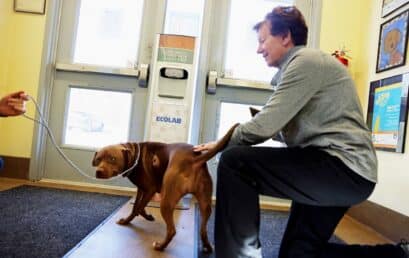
[254,6,308,46]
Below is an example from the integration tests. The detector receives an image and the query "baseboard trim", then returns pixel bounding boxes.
[0,156,30,179]
[35,179,136,196]
[211,196,291,211]
[260,199,291,211]
[347,200,409,242]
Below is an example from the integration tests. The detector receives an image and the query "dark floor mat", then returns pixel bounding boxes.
[0,185,130,258]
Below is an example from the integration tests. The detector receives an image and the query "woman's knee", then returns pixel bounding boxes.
[219,146,246,170]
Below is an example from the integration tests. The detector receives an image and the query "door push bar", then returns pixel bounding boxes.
[55,62,150,88]
[206,70,274,94]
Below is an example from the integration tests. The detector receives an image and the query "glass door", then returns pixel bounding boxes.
[42,0,165,187]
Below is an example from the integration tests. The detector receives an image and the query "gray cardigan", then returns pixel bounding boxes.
[229,46,377,183]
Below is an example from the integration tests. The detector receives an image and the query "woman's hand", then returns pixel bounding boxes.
[0,91,29,117]
[193,141,217,152]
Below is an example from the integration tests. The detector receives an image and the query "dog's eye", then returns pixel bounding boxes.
[110,156,116,162]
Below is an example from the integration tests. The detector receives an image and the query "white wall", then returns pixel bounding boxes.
[365,0,409,216]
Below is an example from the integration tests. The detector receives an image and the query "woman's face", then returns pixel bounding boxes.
[256,22,292,67]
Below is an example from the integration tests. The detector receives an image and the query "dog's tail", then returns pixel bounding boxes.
[194,123,239,164]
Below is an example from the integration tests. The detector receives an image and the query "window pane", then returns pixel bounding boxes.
[218,102,285,147]
[74,0,144,68]
[224,0,293,82]
[164,0,205,37]
[64,88,132,149]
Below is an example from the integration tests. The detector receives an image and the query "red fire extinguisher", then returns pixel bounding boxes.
[331,50,350,67]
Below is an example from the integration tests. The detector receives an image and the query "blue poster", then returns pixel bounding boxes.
[368,72,409,152]
[372,83,402,132]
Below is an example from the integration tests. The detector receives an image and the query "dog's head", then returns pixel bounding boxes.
[92,144,131,179]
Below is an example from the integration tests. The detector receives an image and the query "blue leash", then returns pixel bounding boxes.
[0,157,4,170]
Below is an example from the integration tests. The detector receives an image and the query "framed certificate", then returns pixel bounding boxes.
[382,0,409,17]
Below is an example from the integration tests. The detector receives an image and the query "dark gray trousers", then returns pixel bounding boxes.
[215,146,405,258]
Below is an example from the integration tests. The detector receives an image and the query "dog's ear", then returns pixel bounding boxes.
[249,107,260,117]
[92,152,98,166]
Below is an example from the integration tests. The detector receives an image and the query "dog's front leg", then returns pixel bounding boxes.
[117,189,154,224]
[134,190,157,221]
[139,207,155,221]
[134,189,155,221]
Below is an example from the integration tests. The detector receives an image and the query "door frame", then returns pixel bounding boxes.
[29,0,62,181]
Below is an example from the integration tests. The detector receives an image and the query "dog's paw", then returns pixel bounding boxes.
[202,243,213,253]
[116,218,130,225]
[144,214,155,221]
[152,241,165,251]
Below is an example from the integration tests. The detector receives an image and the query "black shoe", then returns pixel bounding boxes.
[398,239,409,258]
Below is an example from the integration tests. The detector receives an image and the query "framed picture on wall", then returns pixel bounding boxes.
[376,10,409,73]
[14,0,46,15]
[367,73,409,153]
[382,0,409,17]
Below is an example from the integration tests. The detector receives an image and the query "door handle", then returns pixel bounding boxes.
[206,71,218,94]
[138,63,150,88]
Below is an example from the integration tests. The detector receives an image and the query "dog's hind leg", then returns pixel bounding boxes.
[152,187,184,251]
[194,173,213,253]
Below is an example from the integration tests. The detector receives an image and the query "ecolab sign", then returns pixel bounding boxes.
[155,115,182,124]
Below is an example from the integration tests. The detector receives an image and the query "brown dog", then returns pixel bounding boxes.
[92,123,239,252]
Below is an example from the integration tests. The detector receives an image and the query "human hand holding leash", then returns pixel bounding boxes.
[0,91,29,117]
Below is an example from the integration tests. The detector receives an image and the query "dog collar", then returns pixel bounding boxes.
[120,142,140,178]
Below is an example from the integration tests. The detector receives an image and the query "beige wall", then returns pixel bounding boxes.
[319,0,372,104]
[0,1,11,96]
[320,0,409,216]
[0,0,13,146]
[364,0,409,216]
[0,0,46,157]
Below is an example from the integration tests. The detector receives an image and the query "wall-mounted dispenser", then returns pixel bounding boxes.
[144,34,198,143]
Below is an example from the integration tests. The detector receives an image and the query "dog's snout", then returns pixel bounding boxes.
[96,170,104,178]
